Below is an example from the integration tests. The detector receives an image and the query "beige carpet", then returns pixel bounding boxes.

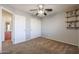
[2,37,79,54]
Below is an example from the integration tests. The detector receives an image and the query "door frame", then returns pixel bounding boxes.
[1,7,15,43]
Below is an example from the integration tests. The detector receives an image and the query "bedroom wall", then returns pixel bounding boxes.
[77,17,79,46]
[78,30,79,47]
[0,6,2,53]
[0,5,41,44]
[30,17,41,39]
[78,31,79,47]
[41,12,78,46]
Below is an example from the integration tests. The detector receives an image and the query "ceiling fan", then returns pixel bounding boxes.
[30,4,53,16]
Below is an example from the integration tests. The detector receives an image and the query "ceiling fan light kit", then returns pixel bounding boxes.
[30,4,53,16]
[38,10,44,14]
[38,4,44,9]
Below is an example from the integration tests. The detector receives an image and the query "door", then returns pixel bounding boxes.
[14,15,26,44]
[2,10,13,42]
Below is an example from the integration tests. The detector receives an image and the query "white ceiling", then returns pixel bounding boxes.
[2,4,79,17]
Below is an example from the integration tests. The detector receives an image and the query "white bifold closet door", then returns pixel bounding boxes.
[14,14,26,44]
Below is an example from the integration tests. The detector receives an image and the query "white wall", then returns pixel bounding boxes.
[77,30,79,47]
[77,17,79,46]
[42,12,78,46]
[0,7,2,53]
[30,17,41,39]
[78,31,79,47]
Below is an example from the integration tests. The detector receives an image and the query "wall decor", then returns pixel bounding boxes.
[66,9,79,29]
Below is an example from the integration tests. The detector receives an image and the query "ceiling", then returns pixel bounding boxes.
[2,4,79,17]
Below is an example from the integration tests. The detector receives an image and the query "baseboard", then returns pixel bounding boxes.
[41,36,78,47]
[30,35,41,39]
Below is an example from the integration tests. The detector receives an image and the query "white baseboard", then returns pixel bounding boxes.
[31,34,41,39]
[42,35,78,47]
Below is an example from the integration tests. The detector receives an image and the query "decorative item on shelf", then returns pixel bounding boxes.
[65,9,79,29]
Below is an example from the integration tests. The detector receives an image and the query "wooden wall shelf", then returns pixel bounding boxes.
[65,9,79,30]
[66,15,79,18]
[66,27,79,29]
[66,20,79,23]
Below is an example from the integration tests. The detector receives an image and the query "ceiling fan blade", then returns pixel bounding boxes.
[36,13,38,16]
[30,9,37,11]
[45,9,53,12]
[44,12,47,16]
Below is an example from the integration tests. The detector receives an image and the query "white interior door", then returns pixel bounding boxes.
[14,14,26,44]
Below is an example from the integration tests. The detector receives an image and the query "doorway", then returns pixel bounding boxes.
[2,9,13,43]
